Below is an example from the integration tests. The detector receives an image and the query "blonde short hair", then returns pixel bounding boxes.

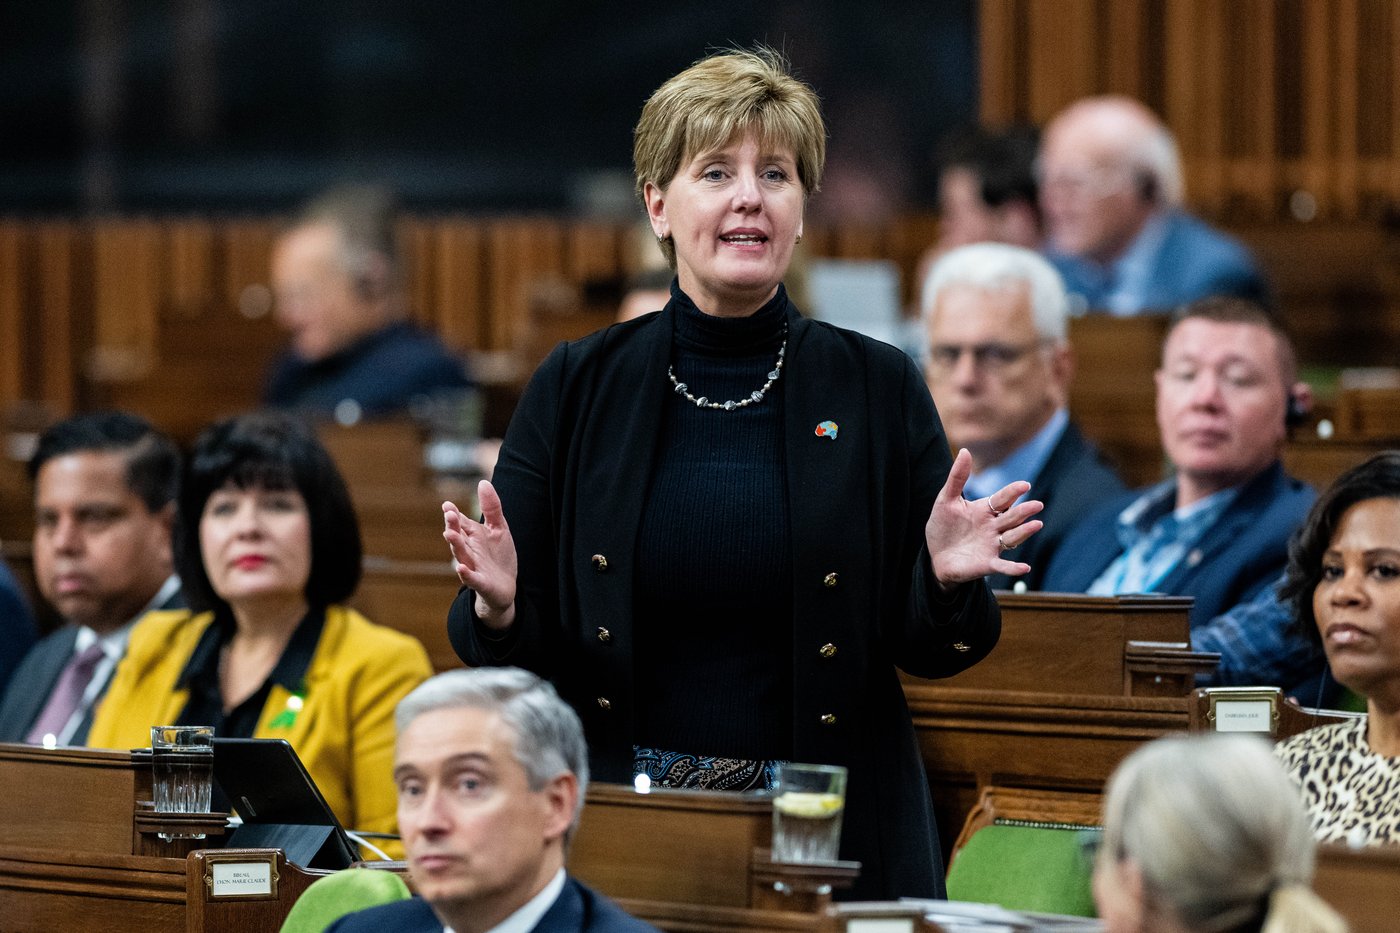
[633,47,826,268]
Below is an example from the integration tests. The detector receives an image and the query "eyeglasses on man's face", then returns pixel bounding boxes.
[925,340,1049,377]
[1035,161,1136,201]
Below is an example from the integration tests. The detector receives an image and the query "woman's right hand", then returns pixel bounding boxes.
[443,480,518,630]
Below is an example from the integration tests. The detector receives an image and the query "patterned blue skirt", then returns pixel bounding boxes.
[633,746,782,792]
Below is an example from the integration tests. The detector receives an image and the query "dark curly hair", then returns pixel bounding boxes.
[175,412,362,618]
[1280,451,1400,644]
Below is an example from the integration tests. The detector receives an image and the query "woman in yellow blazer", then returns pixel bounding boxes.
[89,413,432,842]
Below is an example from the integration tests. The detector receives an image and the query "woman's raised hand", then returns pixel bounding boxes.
[443,480,518,630]
[925,448,1044,590]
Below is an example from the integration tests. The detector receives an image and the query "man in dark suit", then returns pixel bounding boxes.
[263,184,472,422]
[922,242,1125,590]
[0,413,181,746]
[326,668,659,933]
[1039,95,1268,316]
[0,557,37,697]
[1042,299,1315,627]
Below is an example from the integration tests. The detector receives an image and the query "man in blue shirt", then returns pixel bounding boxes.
[1043,298,1314,631]
[1193,578,1336,705]
[922,242,1125,590]
[1038,96,1268,316]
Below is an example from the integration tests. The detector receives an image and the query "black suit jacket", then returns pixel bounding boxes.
[988,421,1126,592]
[1041,461,1314,626]
[0,584,184,744]
[324,877,662,933]
[0,555,37,698]
[448,288,1000,900]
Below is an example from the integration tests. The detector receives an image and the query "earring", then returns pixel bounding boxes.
[795,234,804,245]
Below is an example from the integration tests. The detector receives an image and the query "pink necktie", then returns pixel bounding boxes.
[26,643,107,744]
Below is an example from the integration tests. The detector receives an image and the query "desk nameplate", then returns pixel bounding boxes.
[201,852,279,900]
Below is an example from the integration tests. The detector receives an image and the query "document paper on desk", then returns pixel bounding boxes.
[898,899,1104,932]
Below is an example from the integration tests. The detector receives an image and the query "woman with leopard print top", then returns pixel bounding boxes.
[1275,452,1400,845]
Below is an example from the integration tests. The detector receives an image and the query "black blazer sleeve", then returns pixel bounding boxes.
[888,353,1000,678]
[447,340,569,678]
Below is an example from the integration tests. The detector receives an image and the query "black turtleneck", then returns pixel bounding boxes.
[632,282,794,761]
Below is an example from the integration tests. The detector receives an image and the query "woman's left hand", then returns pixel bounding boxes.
[925,448,1044,591]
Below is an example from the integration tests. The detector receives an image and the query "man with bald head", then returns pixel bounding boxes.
[1038,95,1267,315]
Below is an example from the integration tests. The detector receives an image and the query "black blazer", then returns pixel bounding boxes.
[990,420,1126,592]
[448,290,1000,900]
[0,556,36,697]
[324,877,662,933]
[1041,461,1314,626]
[0,584,184,745]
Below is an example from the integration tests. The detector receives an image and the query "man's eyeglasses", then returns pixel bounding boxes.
[925,340,1048,376]
[1034,161,1135,200]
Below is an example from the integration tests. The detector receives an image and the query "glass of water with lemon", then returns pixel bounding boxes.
[771,762,847,863]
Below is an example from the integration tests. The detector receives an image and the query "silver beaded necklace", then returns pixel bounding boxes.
[667,327,787,411]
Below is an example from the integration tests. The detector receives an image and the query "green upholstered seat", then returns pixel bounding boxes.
[944,821,1098,918]
[279,867,413,933]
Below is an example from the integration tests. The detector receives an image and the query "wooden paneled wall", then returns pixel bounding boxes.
[1,210,1398,470]
[0,215,928,437]
[980,0,1400,223]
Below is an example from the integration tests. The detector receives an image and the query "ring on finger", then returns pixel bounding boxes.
[987,498,1004,517]
[997,534,1009,552]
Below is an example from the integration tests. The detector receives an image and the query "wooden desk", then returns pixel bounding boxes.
[572,783,771,909]
[905,594,1215,858]
[1314,844,1400,932]
[2,848,187,933]
[0,744,227,932]
[930,593,1207,698]
[0,745,853,933]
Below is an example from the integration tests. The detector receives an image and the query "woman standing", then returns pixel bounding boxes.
[443,49,1040,899]
[1276,451,1400,845]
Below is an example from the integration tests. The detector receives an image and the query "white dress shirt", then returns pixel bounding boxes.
[445,868,566,933]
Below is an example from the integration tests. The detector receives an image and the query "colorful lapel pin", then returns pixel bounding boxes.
[815,420,839,439]
[268,688,305,730]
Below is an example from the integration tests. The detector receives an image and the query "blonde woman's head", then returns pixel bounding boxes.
[1096,733,1346,933]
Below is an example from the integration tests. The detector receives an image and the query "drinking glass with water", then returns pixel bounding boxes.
[771,762,847,863]
[150,725,215,840]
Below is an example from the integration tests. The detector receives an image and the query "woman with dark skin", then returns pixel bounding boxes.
[1276,451,1400,846]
